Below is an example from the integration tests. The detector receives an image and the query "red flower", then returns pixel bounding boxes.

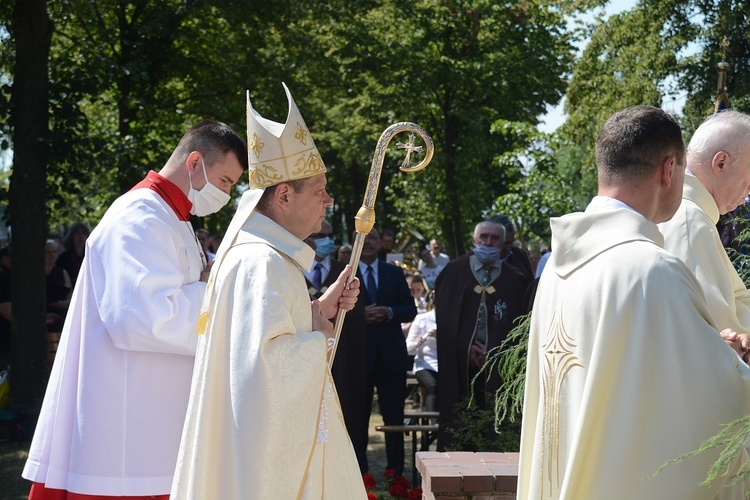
[389,484,410,499]
[408,487,423,500]
[384,468,397,479]
[367,493,378,500]
[362,472,377,491]
[392,475,410,489]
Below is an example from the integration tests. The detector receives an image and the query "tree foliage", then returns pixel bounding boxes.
[273,0,577,256]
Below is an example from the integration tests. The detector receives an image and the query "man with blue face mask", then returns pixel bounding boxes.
[433,220,527,451]
[23,120,247,500]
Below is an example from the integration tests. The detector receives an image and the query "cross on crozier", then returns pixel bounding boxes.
[396,133,424,169]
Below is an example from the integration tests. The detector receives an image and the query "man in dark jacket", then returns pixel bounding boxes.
[359,228,417,476]
[434,220,526,450]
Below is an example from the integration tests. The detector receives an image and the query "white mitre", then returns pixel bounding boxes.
[213,83,325,261]
[247,82,327,189]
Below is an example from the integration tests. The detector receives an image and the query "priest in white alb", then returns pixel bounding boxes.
[518,105,750,499]
[170,84,367,499]
[659,110,750,353]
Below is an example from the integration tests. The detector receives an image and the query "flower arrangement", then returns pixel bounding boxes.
[362,470,423,499]
[363,472,377,500]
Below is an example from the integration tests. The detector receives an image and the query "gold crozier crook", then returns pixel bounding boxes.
[328,122,434,368]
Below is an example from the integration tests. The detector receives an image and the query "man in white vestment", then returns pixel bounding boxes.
[170,84,367,499]
[23,121,248,499]
[518,105,750,499]
[659,110,750,355]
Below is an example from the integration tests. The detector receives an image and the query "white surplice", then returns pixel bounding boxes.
[659,173,750,334]
[519,205,750,499]
[23,188,205,495]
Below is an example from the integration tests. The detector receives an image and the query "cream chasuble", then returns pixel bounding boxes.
[518,206,750,499]
[659,173,750,335]
[171,211,366,499]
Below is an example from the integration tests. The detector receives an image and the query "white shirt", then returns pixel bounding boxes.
[405,310,438,373]
[420,251,450,269]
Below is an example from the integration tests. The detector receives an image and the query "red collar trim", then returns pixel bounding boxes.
[131,171,191,221]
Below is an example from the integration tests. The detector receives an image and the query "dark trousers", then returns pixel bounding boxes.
[415,369,439,412]
[364,357,406,475]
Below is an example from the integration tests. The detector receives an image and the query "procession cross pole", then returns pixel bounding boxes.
[328,122,434,368]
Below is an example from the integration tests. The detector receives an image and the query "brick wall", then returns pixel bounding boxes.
[415,451,519,500]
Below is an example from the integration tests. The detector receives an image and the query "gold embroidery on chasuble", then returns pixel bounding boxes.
[196,311,209,336]
[250,132,265,159]
[541,307,582,496]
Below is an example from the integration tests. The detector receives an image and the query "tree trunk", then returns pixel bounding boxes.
[441,110,464,259]
[10,0,52,414]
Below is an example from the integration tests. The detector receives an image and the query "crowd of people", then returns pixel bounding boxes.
[1,220,233,371]
[8,87,750,499]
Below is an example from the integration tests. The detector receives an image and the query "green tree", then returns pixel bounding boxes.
[277,0,577,256]
[43,0,249,229]
[0,0,273,410]
[563,3,692,180]
[493,0,745,242]
[491,122,591,246]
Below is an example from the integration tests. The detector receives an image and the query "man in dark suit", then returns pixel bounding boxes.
[303,221,368,472]
[491,214,534,284]
[358,228,417,476]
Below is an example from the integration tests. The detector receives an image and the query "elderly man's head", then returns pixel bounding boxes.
[489,214,516,254]
[687,111,750,215]
[473,221,505,249]
[472,221,505,265]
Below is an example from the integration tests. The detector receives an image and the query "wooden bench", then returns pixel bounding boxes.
[376,411,440,485]
[405,370,421,408]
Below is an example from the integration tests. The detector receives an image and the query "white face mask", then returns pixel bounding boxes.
[188,158,231,217]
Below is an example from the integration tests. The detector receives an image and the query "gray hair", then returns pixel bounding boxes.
[687,111,750,169]
[473,220,505,241]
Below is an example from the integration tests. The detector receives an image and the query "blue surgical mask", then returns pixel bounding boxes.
[314,237,335,258]
[473,245,501,265]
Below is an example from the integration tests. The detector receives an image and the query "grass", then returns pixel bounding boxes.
[0,439,29,499]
